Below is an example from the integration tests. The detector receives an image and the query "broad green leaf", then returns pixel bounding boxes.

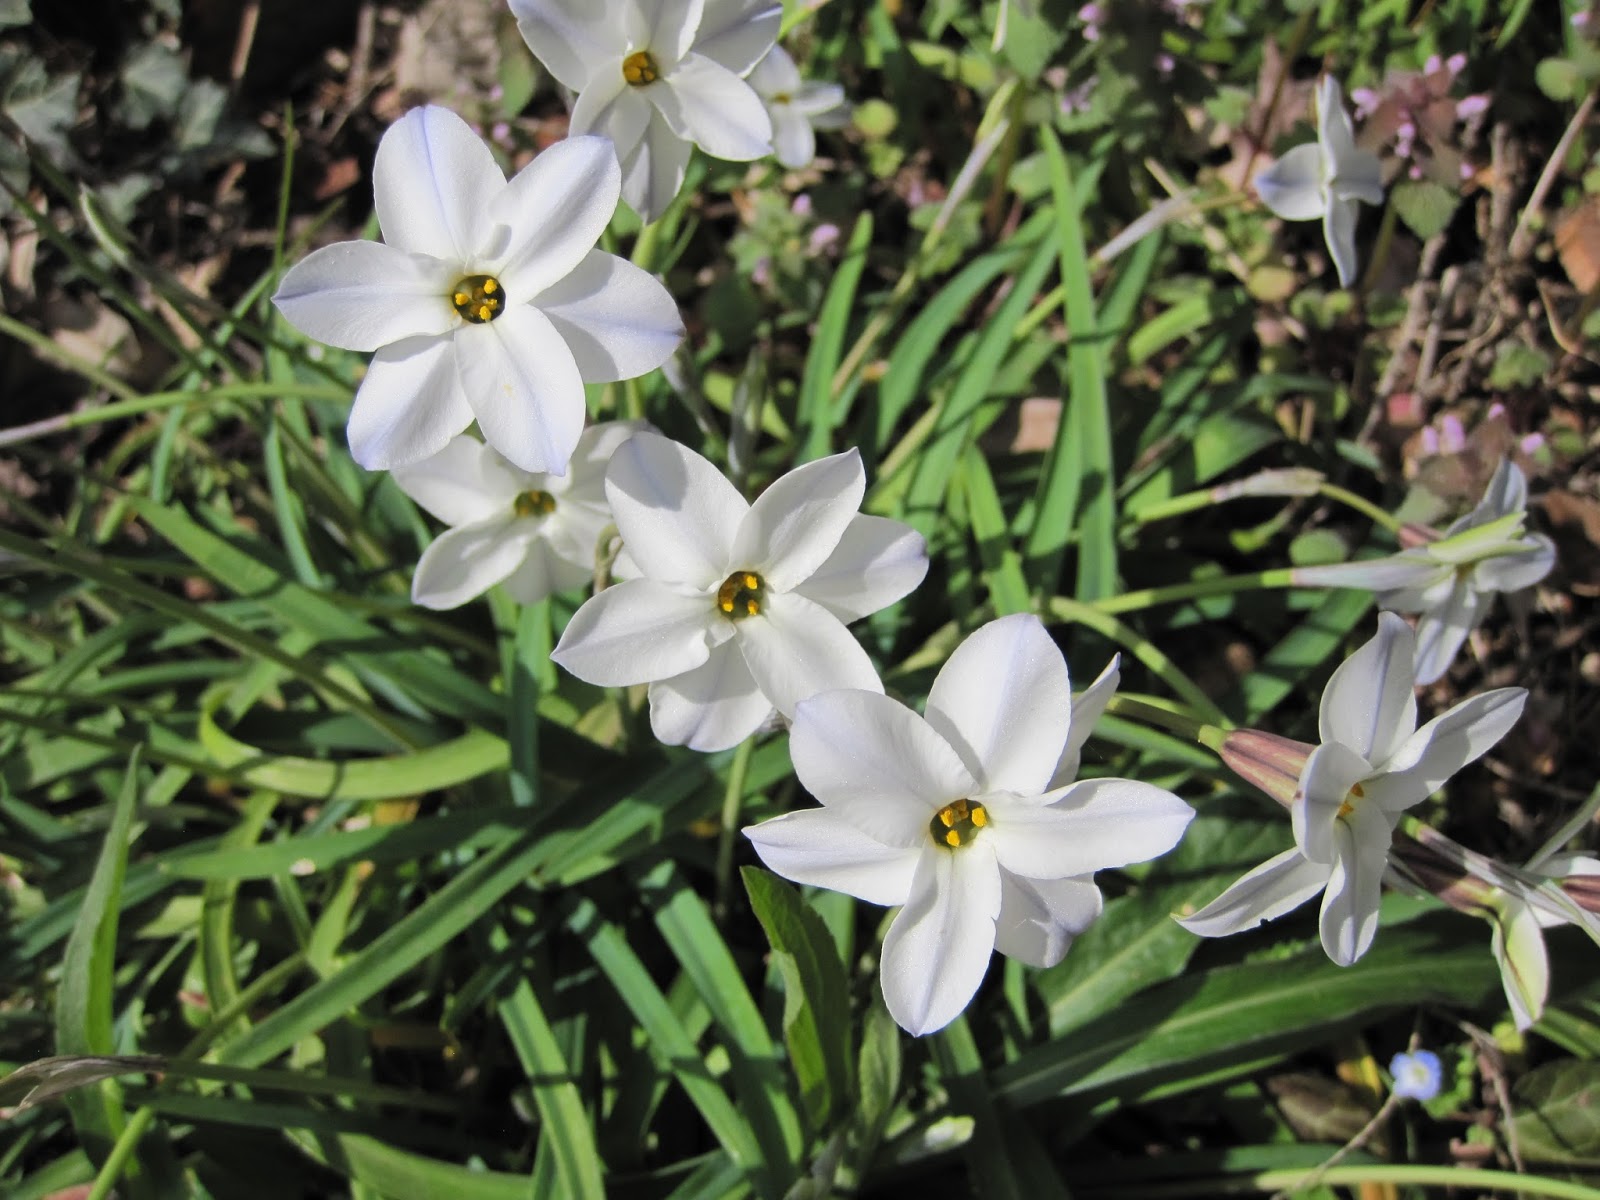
[1512,1059,1600,1166]
[742,867,854,1130]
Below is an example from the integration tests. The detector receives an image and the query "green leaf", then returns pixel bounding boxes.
[118,42,187,131]
[742,867,854,1130]
[1537,57,1584,102]
[796,212,872,461]
[1512,1060,1600,1165]
[1391,179,1459,241]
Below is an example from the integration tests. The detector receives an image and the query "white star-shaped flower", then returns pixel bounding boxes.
[1255,75,1384,287]
[747,46,849,169]
[391,421,644,610]
[550,432,929,752]
[1294,460,1556,684]
[510,0,779,222]
[1179,612,1527,966]
[745,614,1195,1036]
[273,106,682,475]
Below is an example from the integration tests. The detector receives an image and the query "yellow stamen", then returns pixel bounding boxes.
[513,490,556,519]
[929,799,988,849]
[716,570,766,619]
[450,274,505,323]
[623,50,660,87]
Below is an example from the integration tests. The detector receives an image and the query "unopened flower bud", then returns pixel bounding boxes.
[1218,729,1314,808]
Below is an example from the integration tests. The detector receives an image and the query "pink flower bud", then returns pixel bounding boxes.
[1219,729,1314,809]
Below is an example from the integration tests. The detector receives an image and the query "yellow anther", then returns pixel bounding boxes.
[513,490,556,519]
[450,274,506,323]
[716,570,766,619]
[623,50,660,87]
[930,799,988,849]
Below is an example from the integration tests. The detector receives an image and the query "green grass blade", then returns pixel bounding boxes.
[796,212,873,462]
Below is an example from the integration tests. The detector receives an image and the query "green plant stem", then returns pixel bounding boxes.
[1090,569,1298,616]
[85,1105,156,1200]
[0,383,349,448]
[1085,1164,1600,1199]
[1104,694,1220,746]
[715,736,758,922]
[1318,483,1404,534]
[0,312,140,402]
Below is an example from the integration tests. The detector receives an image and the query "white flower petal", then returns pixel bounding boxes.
[572,75,653,180]
[508,0,619,91]
[1319,611,1417,763]
[1050,655,1120,789]
[533,251,684,383]
[1474,459,1528,523]
[735,590,884,716]
[1293,740,1371,866]
[771,109,817,169]
[1364,686,1527,812]
[653,53,772,160]
[694,0,781,75]
[792,81,848,119]
[390,435,527,525]
[619,107,695,223]
[789,514,927,625]
[492,136,621,302]
[789,689,976,849]
[373,105,503,262]
[924,614,1071,796]
[347,334,473,470]
[1475,535,1555,594]
[1493,897,1550,1031]
[992,874,1103,969]
[273,241,454,352]
[1411,578,1489,686]
[455,306,587,476]
[605,431,745,586]
[411,517,534,610]
[743,807,920,906]
[748,45,801,96]
[1018,778,1194,875]
[880,844,1001,1036]
[1323,194,1363,288]
[646,0,704,67]
[1292,550,1444,593]
[1255,143,1326,221]
[733,450,864,591]
[551,576,729,686]
[648,637,774,751]
[1176,846,1330,939]
[1318,799,1394,966]
[502,539,590,605]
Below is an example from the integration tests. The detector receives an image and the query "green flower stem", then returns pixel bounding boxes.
[1355,191,1401,303]
[1085,1164,1600,1199]
[1044,596,1231,728]
[1317,482,1405,534]
[0,382,349,449]
[1090,568,1298,616]
[85,1105,157,1200]
[715,735,758,922]
[1104,693,1223,747]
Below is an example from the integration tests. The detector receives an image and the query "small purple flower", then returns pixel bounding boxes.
[1391,1050,1443,1101]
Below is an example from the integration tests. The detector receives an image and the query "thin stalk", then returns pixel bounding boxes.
[84,1106,157,1200]
[1104,694,1220,745]
[715,736,758,922]
[1318,482,1404,534]
[1091,568,1298,616]
[1083,1163,1600,1200]
[0,382,348,448]
[0,312,139,402]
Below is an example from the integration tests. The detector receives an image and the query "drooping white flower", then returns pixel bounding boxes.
[1255,75,1384,287]
[1178,612,1526,966]
[550,432,928,752]
[273,106,682,474]
[747,46,849,169]
[1294,460,1555,684]
[391,421,645,610]
[510,0,779,222]
[745,614,1195,1036]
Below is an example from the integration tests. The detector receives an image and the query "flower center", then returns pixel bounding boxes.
[772,91,793,105]
[622,50,660,87]
[452,274,504,324]
[513,490,556,519]
[930,799,988,849]
[716,570,766,619]
[1337,781,1365,820]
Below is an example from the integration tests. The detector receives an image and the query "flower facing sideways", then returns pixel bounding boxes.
[511,0,779,222]
[745,614,1195,1036]
[1255,75,1384,287]
[1179,612,1526,966]
[1294,459,1555,684]
[748,46,849,169]
[273,106,682,475]
[550,433,928,753]
[391,422,645,610]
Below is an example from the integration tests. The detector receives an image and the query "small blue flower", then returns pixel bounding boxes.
[1390,1049,1443,1101]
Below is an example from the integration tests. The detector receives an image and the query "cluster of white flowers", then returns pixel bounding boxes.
[267,2,1567,1038]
